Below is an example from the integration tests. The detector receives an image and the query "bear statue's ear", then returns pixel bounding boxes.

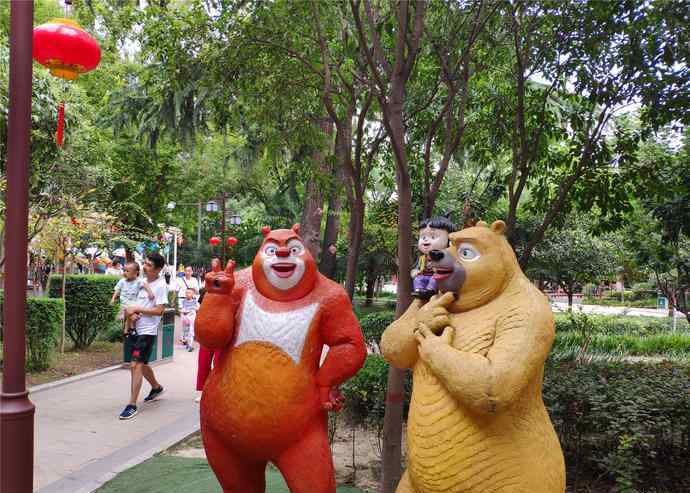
[491,220,507,235]
[291,223,301,235]
[449,231,462,246]
[476,220,489,228]
[261,226,271,237]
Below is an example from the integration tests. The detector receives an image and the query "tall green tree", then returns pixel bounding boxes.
[528,217,617,309]
[625,129,690,321]
[480,0,689,265]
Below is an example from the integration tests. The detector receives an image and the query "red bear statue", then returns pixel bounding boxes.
[196,224,367,493]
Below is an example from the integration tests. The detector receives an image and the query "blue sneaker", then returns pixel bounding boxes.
[144,386,164,402]
[119,404,137,420]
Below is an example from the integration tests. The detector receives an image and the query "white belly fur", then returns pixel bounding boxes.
[234,292,319,364]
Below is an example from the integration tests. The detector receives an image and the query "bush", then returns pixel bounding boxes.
[48,275,119,349]
[359,310,395,352]
[342,355,412,425]
[100,319,125,343]
[555,312,689,335]
[0,293,64,371]
[544,360,690,491]
[584,295,659,308]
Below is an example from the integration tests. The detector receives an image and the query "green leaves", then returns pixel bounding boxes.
[0,294,64,371]
[528,215,618,295]
[544,359,690,491]
[47,275,119,350]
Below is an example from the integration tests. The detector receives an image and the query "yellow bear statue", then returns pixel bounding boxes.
[381,220,565,493]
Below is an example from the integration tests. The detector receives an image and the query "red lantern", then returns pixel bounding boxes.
[32,18,101,146]
[227,236,238,246]
[33,19,101,80]
[209,236,221,246]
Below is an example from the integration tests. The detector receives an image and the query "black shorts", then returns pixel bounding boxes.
[128,335,155,364]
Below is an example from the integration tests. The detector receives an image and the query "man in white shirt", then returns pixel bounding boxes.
[175,266,200,309]
[118,252,168,420]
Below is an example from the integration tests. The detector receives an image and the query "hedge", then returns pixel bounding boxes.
[0,293,64,371]
[48,275,119,349]
[364,310,690,337]
[343,356,690,492]
[359,311,396,353]
[544,360,690,492]
[341,355,412,425]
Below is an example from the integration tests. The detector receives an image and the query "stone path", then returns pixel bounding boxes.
[32,319,201,493]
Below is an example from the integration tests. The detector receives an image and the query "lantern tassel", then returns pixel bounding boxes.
[56,101,65,147]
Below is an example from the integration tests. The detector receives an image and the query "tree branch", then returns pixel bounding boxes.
[362,0,393,76]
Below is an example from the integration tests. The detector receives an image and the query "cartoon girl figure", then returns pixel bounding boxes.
[412,216,456,300]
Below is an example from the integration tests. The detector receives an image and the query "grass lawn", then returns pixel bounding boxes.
[95,456,365,493]
[0,340,123,387]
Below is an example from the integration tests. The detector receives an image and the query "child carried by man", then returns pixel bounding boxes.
[110,262,155,335]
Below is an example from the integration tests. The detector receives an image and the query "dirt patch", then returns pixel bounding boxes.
[164,420,405,493]
[0,341,123,387]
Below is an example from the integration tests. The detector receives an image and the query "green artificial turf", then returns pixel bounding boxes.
[95,455,365,493]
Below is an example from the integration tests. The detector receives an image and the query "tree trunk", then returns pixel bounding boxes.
[344,198,365,301]
[365,258,377,306]
[319,190,342,279]
[567,291,573,312]
[320,127,346,279]
[381,98,414,493]
[60,248,68,354]
[300,117,333,258]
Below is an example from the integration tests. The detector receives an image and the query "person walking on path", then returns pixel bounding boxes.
[119,252,169,420]
[175,266,200,307]
[180,288,200,352]
[106,259,124,276]
[175,265,200,342]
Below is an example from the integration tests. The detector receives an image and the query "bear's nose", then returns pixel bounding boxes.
[429,250,445,262]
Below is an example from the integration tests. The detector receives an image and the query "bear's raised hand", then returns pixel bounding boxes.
[415,291,455,333]
[196,259,237,349]
[204,259,235,296]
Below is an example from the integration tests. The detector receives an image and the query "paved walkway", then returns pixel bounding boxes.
[33,318,202,493]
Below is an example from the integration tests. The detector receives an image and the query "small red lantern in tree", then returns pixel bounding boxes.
[32,18,101,147]
[227,236,238,246]
[209,236,221,246]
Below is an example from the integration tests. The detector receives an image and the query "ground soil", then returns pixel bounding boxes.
[0,341,123,387]
[165,419,404,493]
[165,421,625,492]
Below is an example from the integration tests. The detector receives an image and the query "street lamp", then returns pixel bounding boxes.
[167,199,240,264]
[167,200,207,247]
[1,2,36,491]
